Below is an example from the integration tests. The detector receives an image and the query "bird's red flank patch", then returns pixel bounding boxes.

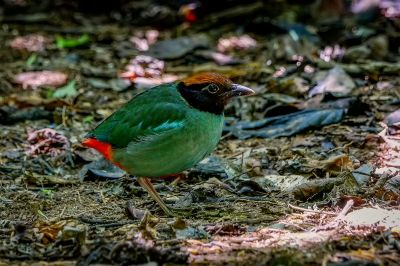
[82,138,113,161]
[181,72,232,88]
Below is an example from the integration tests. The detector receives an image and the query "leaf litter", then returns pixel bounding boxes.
[0,1,400,265]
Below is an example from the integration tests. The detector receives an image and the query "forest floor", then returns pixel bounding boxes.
[0,1,399,265]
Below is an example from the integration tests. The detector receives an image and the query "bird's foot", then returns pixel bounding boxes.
[137,177,175,217]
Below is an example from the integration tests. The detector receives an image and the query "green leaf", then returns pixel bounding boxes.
[26,54,37,66]
[53,80,77,98]
[40,189,54,199]
[83,115,94,123]
[45,89,54,99]
[56,34,90,49]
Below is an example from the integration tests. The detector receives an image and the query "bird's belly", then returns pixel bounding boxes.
[114,115,223,177]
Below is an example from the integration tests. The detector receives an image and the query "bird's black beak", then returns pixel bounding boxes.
[227,84,255,98]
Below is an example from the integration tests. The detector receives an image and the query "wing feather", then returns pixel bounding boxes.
[88,84,187,148]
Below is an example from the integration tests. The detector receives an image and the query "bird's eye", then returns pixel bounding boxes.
[207,84,219,94]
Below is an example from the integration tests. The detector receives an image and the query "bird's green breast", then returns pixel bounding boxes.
[110,87,224,177]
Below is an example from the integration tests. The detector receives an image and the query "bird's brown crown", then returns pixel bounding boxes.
[181,72,232,90]
[177,72,253,115]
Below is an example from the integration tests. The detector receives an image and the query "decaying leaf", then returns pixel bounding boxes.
[119,55,178,88]
[255,174,308,192]
[79,158,126,181]
[120,55,164,79]
[0,106,52,125]
[309,66,355,97]
[87,78,131,92]
[33,220,87,245]
[33,220,66,244]
[130,29,159,51]
[137,211,160,240]
[352,164,374,186]
[172,218,209,240]
[217,34,257,53]
[53,80,78,98]
[14,71,68,90]
[228,108,346,139]
[306,154,354,173]
[344,208,400,228]
[25,128,70,157]
[9,34,50,52]
[147,34,211,59]
[319,45,345,62]
[291,178,342,200]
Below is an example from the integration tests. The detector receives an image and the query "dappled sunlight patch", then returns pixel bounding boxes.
[184,200,399,264]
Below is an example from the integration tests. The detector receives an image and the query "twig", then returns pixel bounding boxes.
[59,205,66,218]
[279,221,308,231]
[333,199,354,222]
[310,199,354,232]
[327,141,353,153]
[288,204,337,215]
[62,105,67,128]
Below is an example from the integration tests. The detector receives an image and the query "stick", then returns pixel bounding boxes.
[334,199,354,222]
[288,203,337,215]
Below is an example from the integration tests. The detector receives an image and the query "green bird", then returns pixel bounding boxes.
[83,73,254,216]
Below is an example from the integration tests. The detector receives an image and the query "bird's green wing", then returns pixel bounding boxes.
[87,84,187,149]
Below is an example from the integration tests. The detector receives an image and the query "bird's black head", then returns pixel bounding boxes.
[177,72,254,115]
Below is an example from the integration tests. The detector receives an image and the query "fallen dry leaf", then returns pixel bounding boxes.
[9,34,50,52]
[130,29,159,51]
[14,71,68,89]
[26,128,70,157]
[217,35,257,53]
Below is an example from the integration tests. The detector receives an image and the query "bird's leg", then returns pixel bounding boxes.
[169,173,186,186]
[137,177,175,216]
